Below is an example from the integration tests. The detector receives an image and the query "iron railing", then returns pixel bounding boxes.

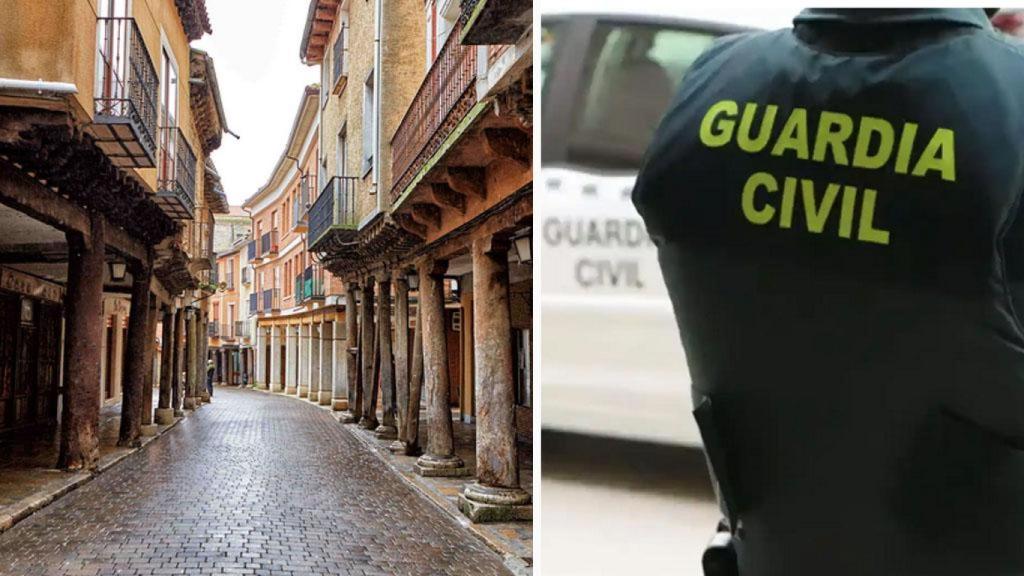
[156,126,197,218]
[207,323,218,337]
[94,17,158,165]
[260,230,278,256]
[262,288,280,312]
[308,176,360,250]
[294,265,325,304]
[390,21,477,204]
[219,323,235,340]
[235,320,251,339]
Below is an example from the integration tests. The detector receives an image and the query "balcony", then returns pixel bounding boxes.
[331,26,348,95]
[294,265,325,305]
[262,288,280,312]
[241,266,252,285]
[247,239,260,263]
[293,174,317,232]
[207,323,218,338]
[90,17,158,168]
[459,0,532,45]
[248,292,259,316]
[235,320,251,340]
[390,21,478,207]
[219,323,235,341]
[155,127,197,220]
[308,176,360,251]
[260,230,279,258]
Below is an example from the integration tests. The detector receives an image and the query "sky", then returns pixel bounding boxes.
[193,0,319,207]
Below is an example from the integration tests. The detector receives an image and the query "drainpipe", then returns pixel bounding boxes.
[373,0,384,212]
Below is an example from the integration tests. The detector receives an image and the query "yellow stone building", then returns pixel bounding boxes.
[0,0,229,468]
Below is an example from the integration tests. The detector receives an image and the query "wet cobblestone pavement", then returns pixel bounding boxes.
[0,387,512,576]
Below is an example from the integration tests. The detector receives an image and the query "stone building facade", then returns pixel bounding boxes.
[0,0,229,468]
[207,208,252,388]
[301,0,533,522]
[242,86,349,409]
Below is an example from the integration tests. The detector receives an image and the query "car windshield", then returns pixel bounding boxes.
[567,23,717,171]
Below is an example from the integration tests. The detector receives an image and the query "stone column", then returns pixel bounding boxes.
[359,279,378,429]
[184,308,197,409]
[252,325,264,389]
[140,294,158,435]
[199,309,211,403]
[459,237,531,521]
[390,276,411,452]
[298,324,309,398]
[340,284,360,423]
[332,318,347,411]
[319,321,333,405]
[414,258,466,476]
[405,304,424,456]
[270,325,283,392]
[172,306,185,416]
[285,324,298,395]
[376,278,397,439]
[309,322,321,403]
[155,306,175,425]
[57,213,104,471]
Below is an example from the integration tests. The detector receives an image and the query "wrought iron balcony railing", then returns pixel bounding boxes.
[260,230,279,257]
[92,17,158,168]
[219,323,235,340]
[390,21,477,205]
[308,176,360,251]
[155,126,197,219]
[235,320,251,340]
[248,292,259,316]
[294,265,325,304]
[207,323,218,337]
[262,288,280,312]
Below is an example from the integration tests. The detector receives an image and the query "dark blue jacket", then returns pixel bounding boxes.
[633,9,1024,575]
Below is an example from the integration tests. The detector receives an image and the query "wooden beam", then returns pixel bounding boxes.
[410,203,441,229]
[395,213,427,239]
[482,128,530,168]
[445,167,486,199]
[430,183,466,214]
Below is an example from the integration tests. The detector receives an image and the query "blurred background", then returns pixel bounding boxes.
[539,2,793,574]
[540,3,1024,574]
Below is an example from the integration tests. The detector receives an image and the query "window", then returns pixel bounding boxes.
[362,70,375,174]
[567,24,716,171]
[425,0,458,64]
[158,47,179,182]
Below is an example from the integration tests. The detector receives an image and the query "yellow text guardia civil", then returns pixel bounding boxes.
[699,100,957,245]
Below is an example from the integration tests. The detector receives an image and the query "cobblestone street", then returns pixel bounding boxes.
[0,387,512,576]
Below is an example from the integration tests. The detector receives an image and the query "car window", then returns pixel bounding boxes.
[568,23,717,172]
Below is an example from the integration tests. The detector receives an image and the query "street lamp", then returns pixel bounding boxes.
[109,261,128,281]
[407,272,419,290]
[513,234,532,264]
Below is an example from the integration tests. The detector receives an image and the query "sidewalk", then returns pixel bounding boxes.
[0,388,186,534]
[251,384,534,574]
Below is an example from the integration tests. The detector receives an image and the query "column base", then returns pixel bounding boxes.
[375,424,398,440]
[285,386,298,395]
[253,382,267,390]
[318,391,332,405]
[173,409,184,418]
[338,410,359,424]
[201,392,211,402]
[307,391,320,403]
[140,424,159,437]
[458,483,532,522]
[359,417,379,430]
[154,408,175,425]
[271,384,284,394]
[387,439,408,453]
[183,397,196,410]
[332,398,348,411]
[414,453,470,477]
[298,386,309,398]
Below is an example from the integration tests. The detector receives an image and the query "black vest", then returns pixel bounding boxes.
[633,9,1024,575]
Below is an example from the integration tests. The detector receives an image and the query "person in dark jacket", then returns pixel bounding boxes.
[632,9,1024,576]
[206,358,214,398]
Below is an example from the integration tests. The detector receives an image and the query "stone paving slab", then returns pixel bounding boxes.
[0,386,512,576]
[0,388,181,535]
[255,387,534,574]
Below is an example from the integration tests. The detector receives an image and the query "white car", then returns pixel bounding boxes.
[540,4,784,445]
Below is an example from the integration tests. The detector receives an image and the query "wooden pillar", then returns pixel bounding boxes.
[184,308,197,409]
[155,306,175,425]
[405,304,424,456]
[359,278,378,428]
[199,309,211,402]
[140,294,158,435]
[414,257,466,476]
[459,237,531,520]
[390,276,411,452]
[57,213,105,471]
[340,284,360,423]
[117,258,152,447]
[172,306,185,415]
[376,277,397,439]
